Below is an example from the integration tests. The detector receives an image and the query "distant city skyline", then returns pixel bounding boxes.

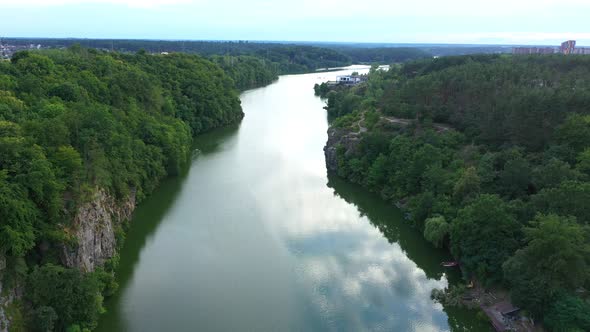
[1,0,589,45]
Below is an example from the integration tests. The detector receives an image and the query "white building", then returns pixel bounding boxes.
[336,75,362,85]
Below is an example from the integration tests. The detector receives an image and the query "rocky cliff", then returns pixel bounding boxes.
[61,189,136,272]
[0,256,8,332]
[324,114,442,173]
[324,125,362,172]
[0,256,20,332]
[1,189,136,330]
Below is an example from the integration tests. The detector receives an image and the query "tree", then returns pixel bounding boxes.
[557,114,590,153]
[531,181,590,224]
[408,191,435,230]
[26,264,104,331]
[32,306,58,332]
[453,166,481,203]
[499,157,532,198]
[0,47,248,330]
[532,158,579,190]
[424,215,449,248]
[544,294,590,332]
[450,194,519,284]
[366,154,388,191]
[576,148,590,177]
[0,171,37,257]
[503,214,590,317]
[52,146,83,189]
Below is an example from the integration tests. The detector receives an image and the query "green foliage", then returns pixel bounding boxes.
[576,148,590,177]
[543,294,590,332]
[0,48,242,259]
[503,214,590,317]
[363,111,380,130]
[450,195,519,284]
[423,215,449,248]
[0,171,37,257]
[211,55,278,90]
[557,114,590,153]
[32,306,58,332]
[92,267,119,298]
[431,284,469,308]
[384,56,590,150]
[324,90,364,118]
[313,82,330,97]
[65,324,91,332]
[332,111,361,129]
[499,157,532,198]
[0,48,244,330]
[3,300,25,332]
[531,181,590,223]
[452,167,480,203]
[532,158,579,190]
[26,264,104,331]
[335,47,430,64]
[325,54,590,326]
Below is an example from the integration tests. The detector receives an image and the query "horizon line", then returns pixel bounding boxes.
[2,36,585,48]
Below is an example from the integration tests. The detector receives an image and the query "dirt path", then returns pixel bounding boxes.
[349,112,453,135]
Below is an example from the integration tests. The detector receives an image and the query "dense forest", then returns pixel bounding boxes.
[332,47,431,64]
[0,47,245,331]
[3,38,431,74]
[3,39,352,74]
[4,38,514,60]
[321,56,590,331]
[209,55,279,90]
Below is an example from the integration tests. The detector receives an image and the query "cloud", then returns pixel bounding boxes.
[395,32,590,45]
[1,0,589,45]
[0,0,193,8]
[4,0,590,13]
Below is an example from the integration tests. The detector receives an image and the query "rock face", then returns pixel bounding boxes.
[0,189,135,331]
[61,189,136,272]
[0,264,7,332]
[0,256,18,332]
[324,125,362,172]
[0,280,10,332]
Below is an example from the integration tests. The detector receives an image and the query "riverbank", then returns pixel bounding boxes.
[319,55,590,332]
[97,66,488,331]
[0,49,247,331]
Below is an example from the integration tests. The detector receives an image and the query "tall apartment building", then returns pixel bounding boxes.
[560,40,576,54]
[513,40,590,55]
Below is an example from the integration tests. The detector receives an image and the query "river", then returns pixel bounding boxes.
[98,66,490,331]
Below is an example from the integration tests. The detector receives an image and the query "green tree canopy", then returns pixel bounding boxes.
[26,264,104,331]
[424,215,449,248]
[503,214,590,317]
[450,194,520,284]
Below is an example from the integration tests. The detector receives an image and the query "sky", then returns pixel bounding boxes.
[1,0,589,45]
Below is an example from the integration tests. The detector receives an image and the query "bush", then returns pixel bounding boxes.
[26,264,103,331]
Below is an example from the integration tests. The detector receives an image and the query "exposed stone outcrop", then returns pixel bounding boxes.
[324,114,451,173]
[0,256,18,332]
[0,281,10,332]
[61,189,136,272]
[0,189,135,330]
[324,125,362,172]
[0,260,7,332]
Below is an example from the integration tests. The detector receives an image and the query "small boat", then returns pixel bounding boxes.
[441,261,459,267]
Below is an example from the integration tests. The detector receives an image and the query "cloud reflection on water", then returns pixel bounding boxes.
[253,157,451,331]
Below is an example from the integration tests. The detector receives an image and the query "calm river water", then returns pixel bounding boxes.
[98,66,490,332]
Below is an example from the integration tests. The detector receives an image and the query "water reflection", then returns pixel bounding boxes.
[98,67,489,332]
[326,175,490,331]
[272,174,452,331]
[98,125,240,332]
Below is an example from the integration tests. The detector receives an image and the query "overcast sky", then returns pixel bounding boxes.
[1,0,589,45]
